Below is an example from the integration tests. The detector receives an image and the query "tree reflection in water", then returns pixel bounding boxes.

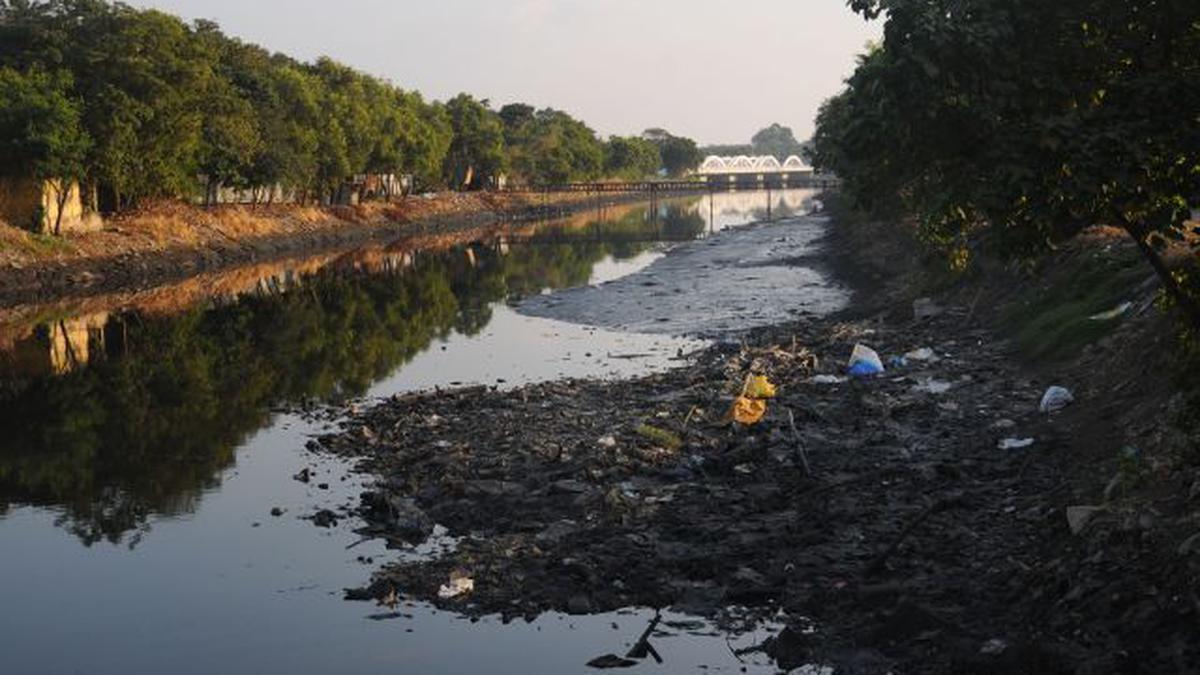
[0,199,708,546]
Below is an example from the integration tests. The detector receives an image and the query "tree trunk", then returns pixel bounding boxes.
[1125,222,1200,328]
[54,189,67,235]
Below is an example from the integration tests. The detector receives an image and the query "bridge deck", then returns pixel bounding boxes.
[503,177,839,194]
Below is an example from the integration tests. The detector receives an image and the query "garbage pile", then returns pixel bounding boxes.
[305,300,1127,672]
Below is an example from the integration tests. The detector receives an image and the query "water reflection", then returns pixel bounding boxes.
[0,192,761,546]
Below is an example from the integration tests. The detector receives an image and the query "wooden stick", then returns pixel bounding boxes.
[787,409,812,476]
[625,611,663,663]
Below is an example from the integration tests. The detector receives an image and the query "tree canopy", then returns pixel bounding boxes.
[750,123,805,159]
[812,0,1200,323]
[0,0,707,214]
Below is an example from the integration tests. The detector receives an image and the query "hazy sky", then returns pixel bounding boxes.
[131,0,879,145]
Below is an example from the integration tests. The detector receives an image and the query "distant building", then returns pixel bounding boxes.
[0,177,101,234]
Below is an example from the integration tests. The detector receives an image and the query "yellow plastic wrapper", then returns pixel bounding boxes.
[731,396,768,425]
[742,374,777,399]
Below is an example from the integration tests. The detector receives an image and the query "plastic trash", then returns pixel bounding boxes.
[913,378,954,395]
[913,298,943,320]
[1039,386,1074,413]
[438,570,475,598]
[997,438,1035,450]
[634,424,682,450]
[847,344,884,377]
[888,355,909,369]
[811,374,848,385]
[1089,302,1132,321]
[731,397,768,425]
[730,373,776,425]
[742,374,777,399]
[904,347,939,362]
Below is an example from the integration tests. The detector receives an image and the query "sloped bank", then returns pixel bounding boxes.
[0,190,646,306]
[318,201,1198,673]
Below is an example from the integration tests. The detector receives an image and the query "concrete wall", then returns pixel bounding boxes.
[0,176,43,230]
[0,176,101,234]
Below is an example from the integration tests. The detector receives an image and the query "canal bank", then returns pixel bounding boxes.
[0,190,819,675]
[318,199,1199,673]
[0,188,694,307]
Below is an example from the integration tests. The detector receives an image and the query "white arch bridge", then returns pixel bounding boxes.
[696,155,820,187]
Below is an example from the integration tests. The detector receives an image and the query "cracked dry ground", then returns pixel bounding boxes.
[315,303,1180,673]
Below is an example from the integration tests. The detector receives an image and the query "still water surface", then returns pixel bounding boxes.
[0,190,819,674]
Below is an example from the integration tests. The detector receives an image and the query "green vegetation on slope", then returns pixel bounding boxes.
[810,0,1200,327]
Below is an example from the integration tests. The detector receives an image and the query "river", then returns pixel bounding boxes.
[0,189,833,674]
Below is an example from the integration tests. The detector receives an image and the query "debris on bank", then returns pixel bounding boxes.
[310,300,1168,672]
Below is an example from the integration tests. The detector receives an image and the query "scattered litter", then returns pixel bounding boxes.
[731,397,768,425]
[730,373,777,425]
[980,638,1009,656]
[1089,302,1133,321]
[810,375,848,385]
[1039,386,1075,413]
[437,570,475,599]
[912,378,953,395]
[913,297,943,320]
[1066,506,1104,535]
[888,355,909,369]
[597,435,617,448]
[847,344,884,377]
[634,424,682,451]
[742,374,777,399]
[997,438,1035,450]
[904,347,939,362]
[991,419,1017,430]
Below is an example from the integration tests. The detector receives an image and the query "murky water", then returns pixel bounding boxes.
[0,190,823,674]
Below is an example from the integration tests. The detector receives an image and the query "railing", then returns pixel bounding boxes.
[503,176,840,194]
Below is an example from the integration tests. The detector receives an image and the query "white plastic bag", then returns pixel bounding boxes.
[1039,386,1074,413]
[847,344,884,377]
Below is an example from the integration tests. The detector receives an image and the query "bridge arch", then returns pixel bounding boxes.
[783,155,808,170]
[757,156,782,171]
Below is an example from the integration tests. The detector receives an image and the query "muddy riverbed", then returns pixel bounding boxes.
[310,204,1200,673]
[0,190,830,674]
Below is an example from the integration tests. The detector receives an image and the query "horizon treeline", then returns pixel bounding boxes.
[0,0,702,213]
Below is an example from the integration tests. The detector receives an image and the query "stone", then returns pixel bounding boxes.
[913,297,944,320]
[980,638,1009,656]
[567,594,593,615]
[1178,533,1200,556]
[1066,506,1104,535]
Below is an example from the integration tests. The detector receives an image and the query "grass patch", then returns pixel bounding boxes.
[0,225,78,259]
[1001,246,1150,361]
[23,232,75,256]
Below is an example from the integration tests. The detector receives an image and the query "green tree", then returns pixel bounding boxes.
[441,94,505,190]
[818,0,1200,325]
[604,136,661,179]
[74,6,212,208]
[192,21,262,205]
[750,123,804,159]
[658,135,702,177]
[509,108,604,185]
[0,66,90,233]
